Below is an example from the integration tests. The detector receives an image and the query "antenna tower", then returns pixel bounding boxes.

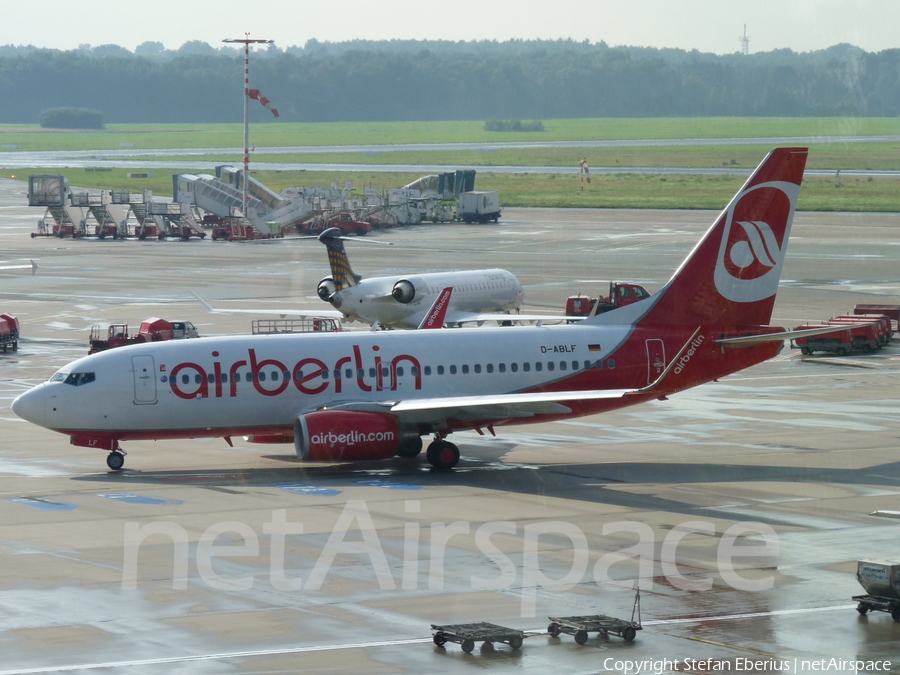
[739,24,750,55]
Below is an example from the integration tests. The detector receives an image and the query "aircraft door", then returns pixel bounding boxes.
[645,339,665,385]
[132,355,157,404]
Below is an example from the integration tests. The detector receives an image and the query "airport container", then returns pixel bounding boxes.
[792,324,853,355]
[854,304,900,332]
[857,560,900,599]
[459,190,501,223]
[0,313,20,352]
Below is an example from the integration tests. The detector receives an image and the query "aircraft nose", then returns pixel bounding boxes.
[11,384,48,427]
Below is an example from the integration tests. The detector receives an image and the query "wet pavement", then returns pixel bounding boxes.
[1,177,899,673]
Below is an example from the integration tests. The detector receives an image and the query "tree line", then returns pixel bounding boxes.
[0,40,897,123]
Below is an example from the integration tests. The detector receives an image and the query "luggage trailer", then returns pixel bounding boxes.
[431,622,526,653]
[548,590,642,643]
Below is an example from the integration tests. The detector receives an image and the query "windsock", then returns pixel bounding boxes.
[580,159,591,183]
[248,89,280,118]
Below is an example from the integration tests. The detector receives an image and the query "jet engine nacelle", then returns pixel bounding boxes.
[317,277,340,305]
[391,276,428,304]
[294,410,401,461]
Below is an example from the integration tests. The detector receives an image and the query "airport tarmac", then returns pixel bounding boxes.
[1,176,899,674]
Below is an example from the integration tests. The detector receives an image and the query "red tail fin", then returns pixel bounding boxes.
[418,287,453,329]
[637,147,807,327]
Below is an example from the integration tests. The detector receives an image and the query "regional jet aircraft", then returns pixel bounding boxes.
[195,227,534,329]
[15,148,825,471]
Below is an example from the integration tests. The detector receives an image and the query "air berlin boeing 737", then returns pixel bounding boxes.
[14,148,816,471]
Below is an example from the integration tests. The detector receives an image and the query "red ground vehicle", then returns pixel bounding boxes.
[829,315,889,347]
[793,324,854,355]
[211,218,280,241]
[301,213,372,236]
[854,304,900,333]
[822,318,880,352]
[88,318,198,354]
[566,282,651,318]
[0,314,20,352]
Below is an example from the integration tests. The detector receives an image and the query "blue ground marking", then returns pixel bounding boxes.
[96,493,183,505]
[354,479,423,491]
[10,497,78,511]
[276,484,343,497]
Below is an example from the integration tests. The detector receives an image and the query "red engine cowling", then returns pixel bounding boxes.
[295,410,401,461]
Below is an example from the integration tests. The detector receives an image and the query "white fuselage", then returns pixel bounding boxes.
[12,321,634,439]
[331,269,523,328]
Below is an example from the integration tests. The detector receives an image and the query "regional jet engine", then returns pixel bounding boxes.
[391,277,427,304]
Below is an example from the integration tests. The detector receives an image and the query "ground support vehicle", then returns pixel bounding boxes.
[211,218,281,241]
[853,561,900,621]
[854,304,900,333]
[300,212,371,236]
[827,316,886,348]
[566,282,652,320]
[251,318,342,335]
[793,324,853,355]
[548,590,642,644]
[0,314,20,352]
[835,314,892,344]
[458,191,501,223]
[88,318,198,354]
[431,622,526,653]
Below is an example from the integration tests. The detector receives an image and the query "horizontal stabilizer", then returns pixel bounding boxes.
[715,324,872,348]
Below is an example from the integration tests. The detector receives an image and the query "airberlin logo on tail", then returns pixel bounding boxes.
[714,181,799,303]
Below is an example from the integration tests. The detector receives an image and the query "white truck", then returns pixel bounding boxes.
[459,190,501,223]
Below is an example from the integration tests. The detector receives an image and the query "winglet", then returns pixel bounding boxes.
[418,287,454,329]
[30,259,38,276]
[190,290,217,313]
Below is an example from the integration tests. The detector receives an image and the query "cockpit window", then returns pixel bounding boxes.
[63,372,96,386]
[49,372,68,383]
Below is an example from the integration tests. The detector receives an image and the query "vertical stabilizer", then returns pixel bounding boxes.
[622,147,808,328]
[319,227,362,290]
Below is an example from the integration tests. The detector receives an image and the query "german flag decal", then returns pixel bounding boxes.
[588,344,602,352]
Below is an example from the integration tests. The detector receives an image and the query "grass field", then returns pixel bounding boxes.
[1,118,897,211]
[1,117,899,151]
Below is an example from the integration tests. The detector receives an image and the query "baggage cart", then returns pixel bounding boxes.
[431,622,526,653]
[548,590,642,643]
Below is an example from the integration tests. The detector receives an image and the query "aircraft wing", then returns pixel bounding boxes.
[443,311,580,325]
[191,291,343,320]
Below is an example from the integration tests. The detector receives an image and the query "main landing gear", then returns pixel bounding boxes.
[106,447,126,471]
[426,437,459,470]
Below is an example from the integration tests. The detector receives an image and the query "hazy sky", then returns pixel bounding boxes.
[3,0,897,55]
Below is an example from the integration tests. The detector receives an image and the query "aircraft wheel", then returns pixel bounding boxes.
[426,440,459,469]
[397,436,423,458]
[574,630,589,645]
[106,452,125,471]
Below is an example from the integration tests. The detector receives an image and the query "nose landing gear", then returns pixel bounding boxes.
[426,435,459,470]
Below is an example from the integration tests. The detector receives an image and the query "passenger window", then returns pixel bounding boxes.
[462,365,469,374]
[381,366,389,377]
[334,369,342,379]
[523,363,531,372]
[195,374,202,384]
[547,362,554,371]
[437,365,445,375]
[424,366,432,376]
[474,364,482,374]
[369,368,376,378]
[357,368,364,378]
[259,372,267,382]
[585,360,593,369]
[410,367,418,376]
[559,361,566,371]
[499,363,506,373]
[233,372,241,383]
[221,373,228,383]
[607,359,616,369]
[346,369,353,379]
[397,367,405,377]
[511,363,518,372]
[486,364,493,373]
[182,374,190,385]
[283,370,290,381]
[450,365,457,375]
[572,360,579,370]
[207,373,215,384]
[321,369,329,380]
[535,362,542,372]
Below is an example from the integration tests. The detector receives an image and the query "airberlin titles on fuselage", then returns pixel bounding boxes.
[165,341,602,400]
